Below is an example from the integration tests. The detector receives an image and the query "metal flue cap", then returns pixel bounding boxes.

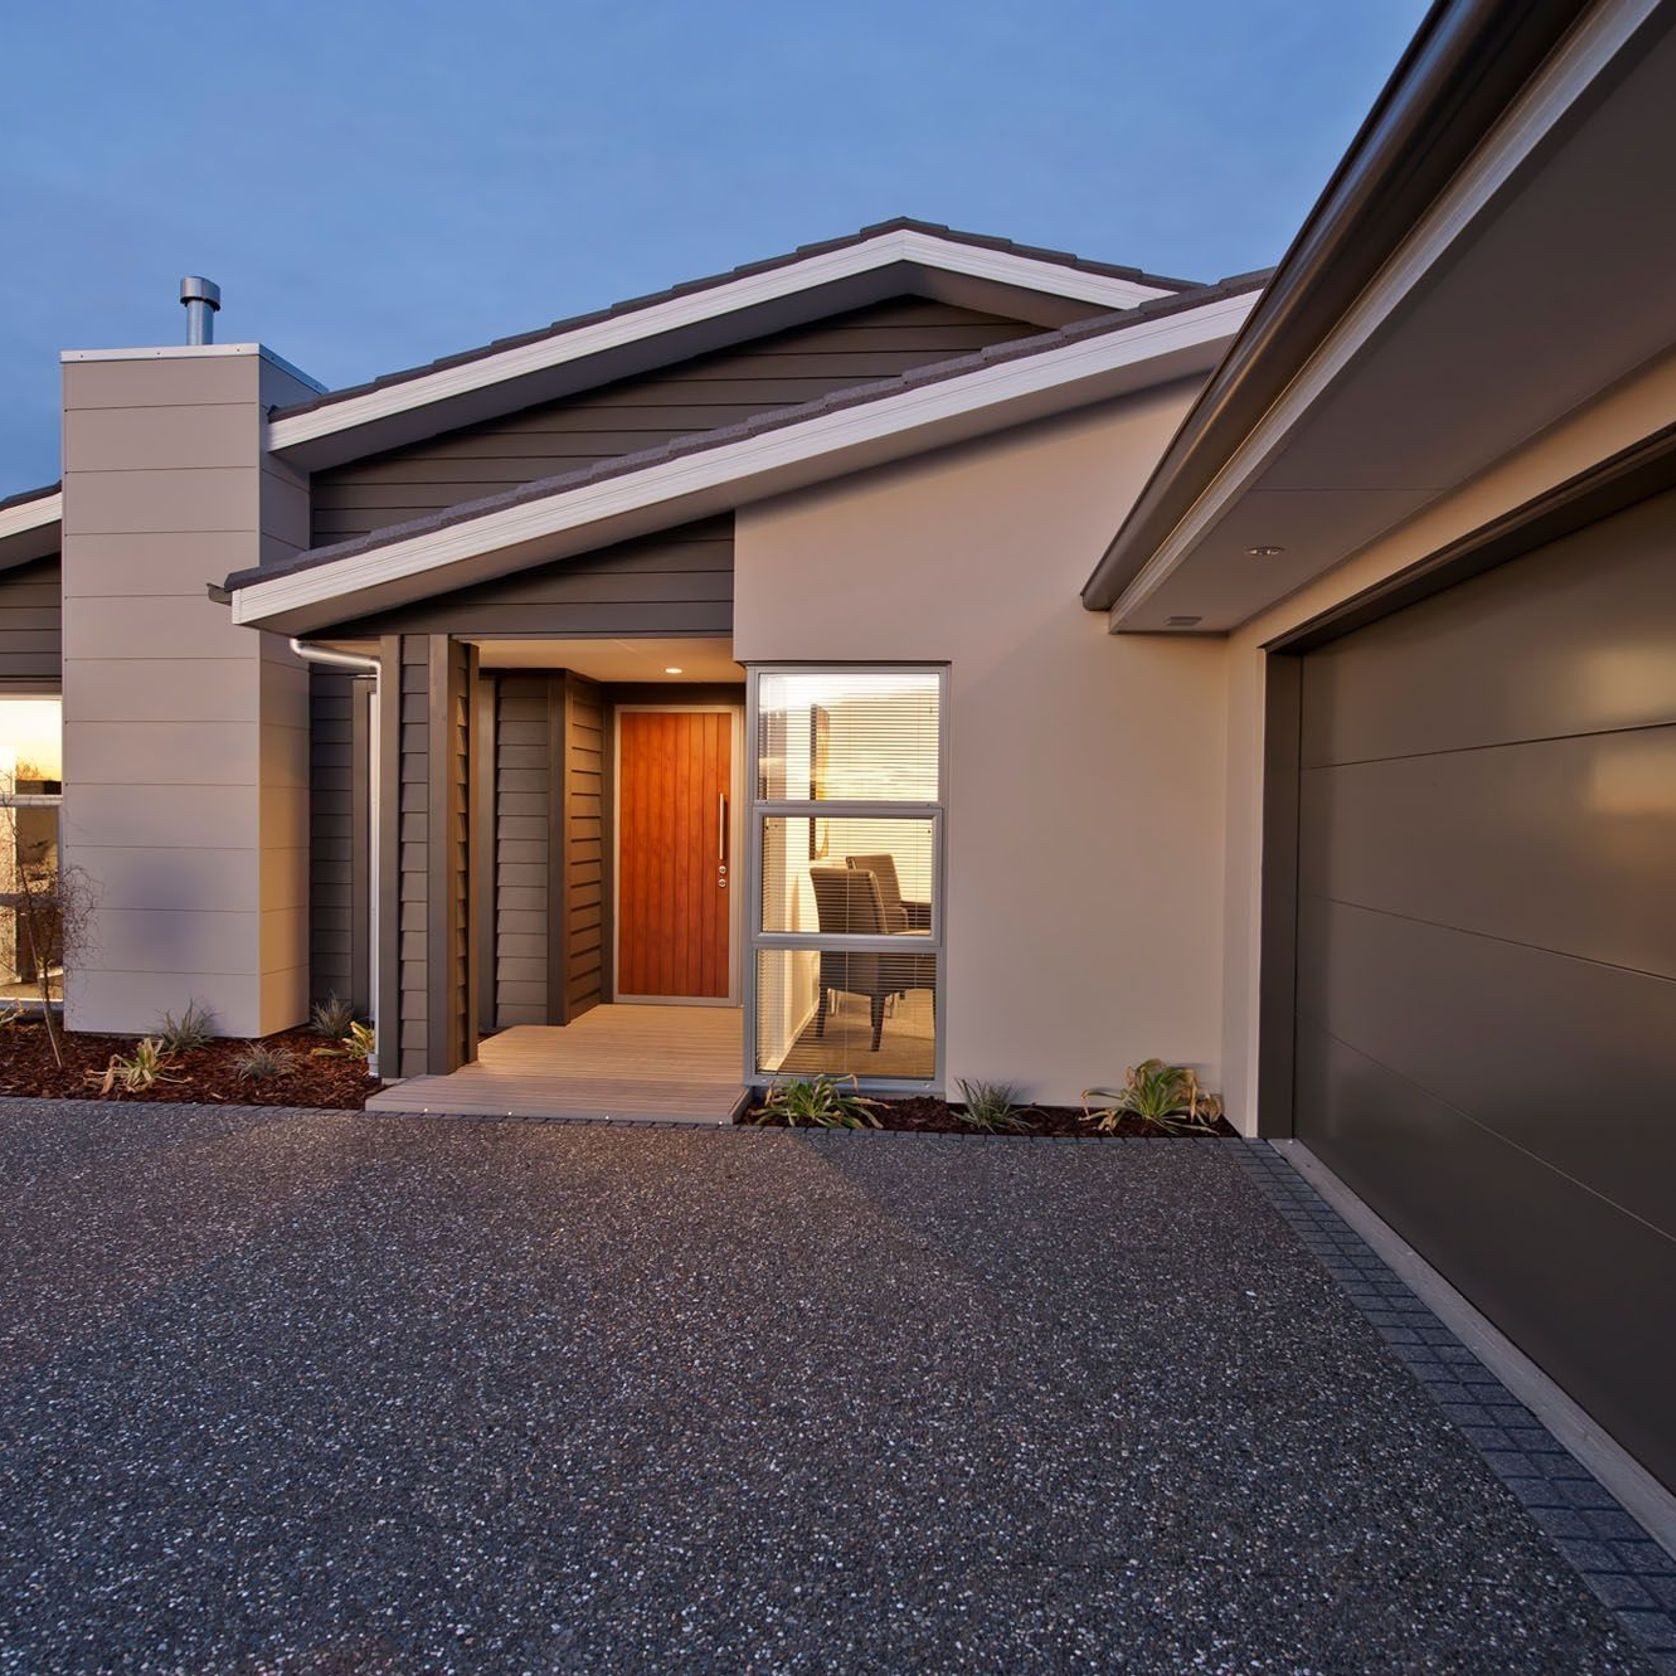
[179,275,222,345]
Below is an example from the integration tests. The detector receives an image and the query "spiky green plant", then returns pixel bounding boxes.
[955,1079,1029,1132]
[156,998,215,1055]
[234,1042,296,1083]
[752,1074,882,1129]
[310,1019,375,1062]
[93,1037,184,1095]
[1083,1060,1223,1134]
[310,994,357,1039]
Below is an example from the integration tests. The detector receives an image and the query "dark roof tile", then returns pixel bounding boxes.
[270,219,1202,423]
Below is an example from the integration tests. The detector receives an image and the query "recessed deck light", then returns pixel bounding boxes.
[1246,544,1286,557]
[663,666,684,675]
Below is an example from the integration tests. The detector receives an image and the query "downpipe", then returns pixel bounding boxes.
[288,639,382,1079]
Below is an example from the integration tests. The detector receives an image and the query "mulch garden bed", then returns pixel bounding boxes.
[0,1017,379,1110]
[743,1095,1238,1137]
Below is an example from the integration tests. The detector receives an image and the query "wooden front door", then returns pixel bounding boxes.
[616,709,733,1000]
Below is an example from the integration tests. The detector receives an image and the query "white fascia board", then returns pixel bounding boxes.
[1109,0,1661,629]
[232,290,1255,630]
[266,230,1177,454]
[0,490,62,542]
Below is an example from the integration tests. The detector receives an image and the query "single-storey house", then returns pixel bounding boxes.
[1,0,1671,1491]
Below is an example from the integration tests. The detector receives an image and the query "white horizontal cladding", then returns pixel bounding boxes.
[265,230,1177,453]
[1108,0,1662,630]
[0,490,63,541]
[232,291,1256,631]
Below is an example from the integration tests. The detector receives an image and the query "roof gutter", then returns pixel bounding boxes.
[1081,0,1596,612]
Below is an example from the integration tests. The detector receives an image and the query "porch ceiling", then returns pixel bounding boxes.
[472,635,742,682]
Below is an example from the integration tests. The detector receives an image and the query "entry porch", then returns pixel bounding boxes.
[367,1004,748,1124]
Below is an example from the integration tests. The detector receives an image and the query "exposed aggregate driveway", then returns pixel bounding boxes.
[0,1101,1653,1674]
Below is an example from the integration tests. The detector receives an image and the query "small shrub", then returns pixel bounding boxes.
[311,1020,375,1062]
[955,1079,1028,1132]
[234,1043,296,1083]
[157,999,215,1055]
[310,994,357,1039]
[92,1038,183,1096]
[752,1074,882,1129]
[1082,1060,1223,1134]
[0,1003,22,1031]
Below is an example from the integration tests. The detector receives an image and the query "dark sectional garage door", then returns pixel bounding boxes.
[1291,486,1676,1492]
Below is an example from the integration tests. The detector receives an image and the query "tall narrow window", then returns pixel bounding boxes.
[747,667,945,1087]
[0,696,64,1006]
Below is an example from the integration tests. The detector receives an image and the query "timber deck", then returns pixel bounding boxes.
[366,1005,747,1124]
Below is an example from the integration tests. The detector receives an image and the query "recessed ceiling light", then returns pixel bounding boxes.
[1165,615,1202,628]
[663,666,684,675]
[1246,544,1286,557]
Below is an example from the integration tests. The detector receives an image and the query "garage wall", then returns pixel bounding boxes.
[734,385,1229,1106]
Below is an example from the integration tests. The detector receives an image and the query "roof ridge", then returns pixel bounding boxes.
[270,221,1204,424]
[228,274,1267,596]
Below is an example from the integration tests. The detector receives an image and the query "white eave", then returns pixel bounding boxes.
[265,227,1179,463]
[233,288,1258,635]
[0,489,63,570]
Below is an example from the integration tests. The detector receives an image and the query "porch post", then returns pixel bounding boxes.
[378,632,475,1079]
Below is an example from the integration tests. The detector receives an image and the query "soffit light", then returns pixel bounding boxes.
[664,666,684,675]
[1246,544,1286,557]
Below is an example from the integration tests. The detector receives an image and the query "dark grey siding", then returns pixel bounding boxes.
[319,517,733,640]
[491,671,608,1028]
[308,670,356,1008]
[1290,485,1676,1492]
[436,638,475,1070]
[561,676,605,1019]
[494,675,552,1027]
[311,300,1038,545]
[0,556,61,687]
[391,638,431,1073]
[380,635,477,1076]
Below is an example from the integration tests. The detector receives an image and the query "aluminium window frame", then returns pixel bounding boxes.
[743,662,948,1095]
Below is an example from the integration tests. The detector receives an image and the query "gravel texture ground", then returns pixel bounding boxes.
[0,1100,1655,1674]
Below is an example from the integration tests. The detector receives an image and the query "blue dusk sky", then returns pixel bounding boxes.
[0,0,1427,497]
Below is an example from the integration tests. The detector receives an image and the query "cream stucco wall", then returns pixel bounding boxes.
[1216,343,1676,1132]
[735,384,1230,1107]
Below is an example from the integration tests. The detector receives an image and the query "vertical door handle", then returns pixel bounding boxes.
[718,793,728,864]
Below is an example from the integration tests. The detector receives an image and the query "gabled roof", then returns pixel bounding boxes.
[229,276,1266,634]
[266,220,1201,471]
[0,481,62,572]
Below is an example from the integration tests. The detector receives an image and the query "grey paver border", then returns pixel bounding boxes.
[1233,1138,1676,1672]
